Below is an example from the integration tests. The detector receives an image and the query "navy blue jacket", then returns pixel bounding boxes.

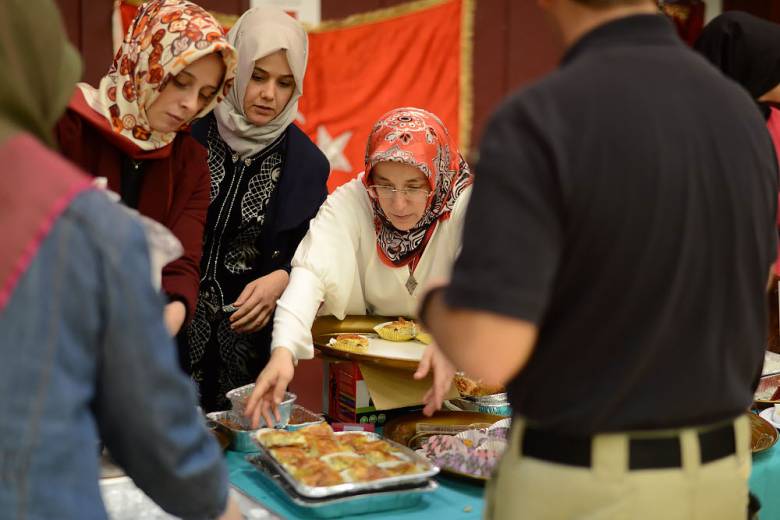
[191,113,330,284]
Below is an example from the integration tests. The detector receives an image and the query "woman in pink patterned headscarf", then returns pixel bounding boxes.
[56,0,237,337]
[363,107,473,274]
[246,107,473,428]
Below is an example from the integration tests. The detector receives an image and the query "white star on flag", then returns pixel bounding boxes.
[316,125,353,173]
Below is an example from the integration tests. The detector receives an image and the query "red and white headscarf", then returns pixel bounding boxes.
[78,0,237,151]
[363,107,473,268]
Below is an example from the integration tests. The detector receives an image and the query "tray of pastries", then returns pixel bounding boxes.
[252,423,438,498]
[245,454,437,518]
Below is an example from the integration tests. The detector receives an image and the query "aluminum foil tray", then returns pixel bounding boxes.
[285,404,326,431]
[225,385,295,428]
[206,411,261,452]
[245,454,437,518]
[253,431,439,498]
[100,477,278,519]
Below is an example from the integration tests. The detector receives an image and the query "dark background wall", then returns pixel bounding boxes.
[54,0,562,153]
[723,0,780,23]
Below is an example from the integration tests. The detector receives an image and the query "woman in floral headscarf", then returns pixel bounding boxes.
[56,0,237,336]
[245,107,473,426]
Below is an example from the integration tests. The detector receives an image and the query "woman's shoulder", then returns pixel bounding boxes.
[450,185,472,218]
[286,124,329,176]
[322,176,372,215]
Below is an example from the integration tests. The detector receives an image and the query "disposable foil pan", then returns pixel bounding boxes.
[253,431,439,498]
[245,454,437,518]
[225,384,296,428]
[285,404,326,431]
[206,411,261,452]
[100,477,278,519]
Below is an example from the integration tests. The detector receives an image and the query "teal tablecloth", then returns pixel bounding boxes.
[750,441,780,519]
[226,451,485,519]
[228,441,780,519]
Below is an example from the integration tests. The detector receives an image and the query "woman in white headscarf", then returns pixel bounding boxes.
[184,6,329,411]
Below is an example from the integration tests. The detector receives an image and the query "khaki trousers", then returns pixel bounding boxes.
[484,416,751,520]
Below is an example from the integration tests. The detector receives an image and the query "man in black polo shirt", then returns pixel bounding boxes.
[419,0,778,518]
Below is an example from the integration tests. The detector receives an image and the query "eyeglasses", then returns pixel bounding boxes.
[368,185,431,202]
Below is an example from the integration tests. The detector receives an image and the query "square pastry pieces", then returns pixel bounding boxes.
[256,423,424,487]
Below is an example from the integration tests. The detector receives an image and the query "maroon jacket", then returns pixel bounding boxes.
[55,90,209,320]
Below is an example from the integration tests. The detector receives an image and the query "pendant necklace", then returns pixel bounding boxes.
[405,256,419,295]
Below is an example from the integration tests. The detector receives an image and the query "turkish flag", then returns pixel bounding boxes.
[115,0,471,192]
[300,0,469,191]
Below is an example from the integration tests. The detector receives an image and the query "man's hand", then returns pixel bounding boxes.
[414,342,456,416]
[163,301,186,336]
[230,270,289,334]
[244,348,296,428]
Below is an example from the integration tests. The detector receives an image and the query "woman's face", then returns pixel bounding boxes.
[147,53,225,133]
[369,162,431,231]
[242,50,295,126]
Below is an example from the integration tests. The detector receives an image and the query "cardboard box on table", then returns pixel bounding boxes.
[312,315,458,426]
[322,360,458,426]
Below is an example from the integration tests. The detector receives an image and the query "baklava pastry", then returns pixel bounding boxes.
[375,317,417,341]
[329,333,370,353]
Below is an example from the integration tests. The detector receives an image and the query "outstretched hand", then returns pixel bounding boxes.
[414,342,456,416]
[244,348,296,428]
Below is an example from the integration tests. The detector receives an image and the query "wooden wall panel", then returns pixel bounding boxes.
[56,0,81,53]
[79,1,114,85]
[54,0,249,86]
[506,2,562,93]
[470,0,509,157]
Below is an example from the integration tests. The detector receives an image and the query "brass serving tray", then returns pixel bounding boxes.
[383,410,504,447]
[383,410,506,484]
[750,412,778,454]
[311,315,394,337]
[313,332,426,371]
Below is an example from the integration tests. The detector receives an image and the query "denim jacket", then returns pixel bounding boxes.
[0,191,227,519]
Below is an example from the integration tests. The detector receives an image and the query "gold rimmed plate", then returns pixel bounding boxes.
[313,332,426,371]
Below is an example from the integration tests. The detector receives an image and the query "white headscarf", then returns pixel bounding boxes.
[214,6,308,158]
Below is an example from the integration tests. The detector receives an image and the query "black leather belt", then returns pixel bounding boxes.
[521,423,736,470]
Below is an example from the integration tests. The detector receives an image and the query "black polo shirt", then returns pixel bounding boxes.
[446,15,778,434]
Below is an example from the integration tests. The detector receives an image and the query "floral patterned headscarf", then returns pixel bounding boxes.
[78,0,237,151]
[363,107,472,268]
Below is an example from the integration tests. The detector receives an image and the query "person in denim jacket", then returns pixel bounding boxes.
[0,1,239,518]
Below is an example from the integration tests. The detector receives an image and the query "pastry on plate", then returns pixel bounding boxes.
[453,373,505,397]
[329,333,370,353]
[415,327,433,345]
[375,317,417,342]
